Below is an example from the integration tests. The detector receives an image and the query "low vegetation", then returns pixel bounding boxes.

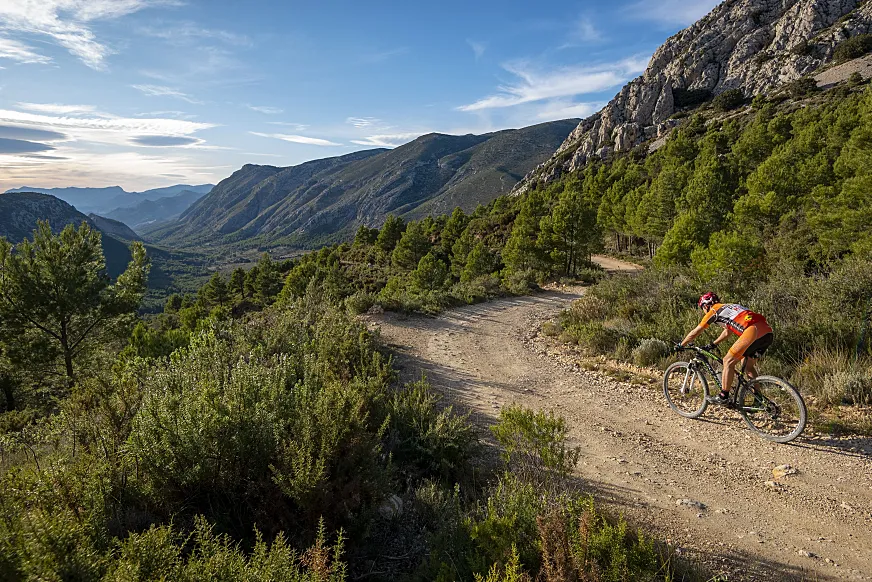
[0,222,693,581]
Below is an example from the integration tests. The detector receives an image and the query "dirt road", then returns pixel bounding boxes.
[368,273,872,581]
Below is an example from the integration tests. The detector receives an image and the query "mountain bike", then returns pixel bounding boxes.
[663,344,807,443]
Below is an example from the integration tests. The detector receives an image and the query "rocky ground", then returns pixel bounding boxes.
[365,258,872,582]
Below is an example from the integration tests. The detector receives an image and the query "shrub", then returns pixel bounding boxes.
[822,370,872,406]
[790,40,813,56]
[575,266,606,285]
[386,379,478,484]
[672,87,712,108]
[503,268,538,294]
[491,405,580,485]
[541,321,561,337]
[788,76,818,98]
[632,338,670,367]
[834,34,872,64]
[849,71,866,87]
[564,323,622,355]
[345,291,377,315]
[713,88,745,112]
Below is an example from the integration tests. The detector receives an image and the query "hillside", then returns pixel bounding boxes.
[516,0,872,192]
[0,192,204,296]
[87,213,141,241]
[4,183,214,215]
[107,189,207,233]
[149,120,578,249]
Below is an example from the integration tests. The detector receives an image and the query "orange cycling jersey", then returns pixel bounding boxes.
[700,303,768,336]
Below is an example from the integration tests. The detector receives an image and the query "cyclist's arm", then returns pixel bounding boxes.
[712,328,730,346]
[679,325,706,347]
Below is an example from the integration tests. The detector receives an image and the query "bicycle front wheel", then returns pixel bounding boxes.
[737,376,807,443]
[663,361,709,418]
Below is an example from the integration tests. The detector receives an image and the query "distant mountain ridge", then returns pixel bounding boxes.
[106,189,208,233]
[4,183,214,215]
[0,192,141,278]
[149,120,578,249]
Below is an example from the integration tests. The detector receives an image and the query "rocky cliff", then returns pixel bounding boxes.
[515,0,872,193]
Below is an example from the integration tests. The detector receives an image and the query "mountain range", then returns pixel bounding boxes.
[147,120,578,249]
[3,184,214,216]
[0,192,202,301]
[106,189,208,233]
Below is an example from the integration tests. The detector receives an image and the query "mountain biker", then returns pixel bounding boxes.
[677,292,774,405]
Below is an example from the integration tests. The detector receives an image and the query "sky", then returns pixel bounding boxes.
[0,0,721,192]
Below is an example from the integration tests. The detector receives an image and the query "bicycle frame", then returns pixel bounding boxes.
[681,346,755,406]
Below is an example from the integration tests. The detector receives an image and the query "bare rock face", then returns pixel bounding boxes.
[514,0,872,194]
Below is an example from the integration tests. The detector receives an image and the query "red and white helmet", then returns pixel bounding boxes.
[698,292,719,311]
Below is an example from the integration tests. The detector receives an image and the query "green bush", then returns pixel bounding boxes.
[632,338,670,367]
[564,323,623,355]
[345,291,377,315]
[713,88,745,112]
[822,370,872,406]
[788,76,818,98]
[672,87,712,108]
[386,379,477,485]
[491,405,580,485]
[834,34,872,64]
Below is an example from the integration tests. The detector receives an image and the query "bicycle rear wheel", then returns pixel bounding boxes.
[663,361,709,418]
[737,376,807,443]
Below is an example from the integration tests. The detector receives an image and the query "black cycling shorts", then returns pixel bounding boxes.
[742,333,774,359]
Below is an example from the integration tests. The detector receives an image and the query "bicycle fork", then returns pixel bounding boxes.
[680,366,696,395]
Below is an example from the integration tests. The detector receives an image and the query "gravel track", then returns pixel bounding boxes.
[366,260,872,581]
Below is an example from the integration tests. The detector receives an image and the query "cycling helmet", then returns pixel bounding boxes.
[698,292,719,311]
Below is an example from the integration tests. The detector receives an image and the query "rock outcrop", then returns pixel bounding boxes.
[515,0,872,194]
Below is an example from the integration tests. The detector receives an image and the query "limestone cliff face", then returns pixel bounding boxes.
[515,0,872,193]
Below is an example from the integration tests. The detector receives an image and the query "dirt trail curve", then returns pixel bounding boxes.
[367,256,872,582]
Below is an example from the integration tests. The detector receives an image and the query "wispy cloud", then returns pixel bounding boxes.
[359,47,408,64]
[131,84,202,104]
[568,16,601,44]
[137,22,251,46]
[627,0,720,26]
[467,39,486,60]
[0,0,175,70]
[17,102,97,115]
[350,133,421,148]
[247,105,284,114]
[346,117,380,128]
[534,99,603,121]
[250,132,342,147]
[0,107,215,144]
[268,122,310,131]
[458,57,647,112]
[130,135,201,147]
[0,37,52,64]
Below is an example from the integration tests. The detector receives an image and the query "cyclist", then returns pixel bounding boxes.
[677,292,774,405]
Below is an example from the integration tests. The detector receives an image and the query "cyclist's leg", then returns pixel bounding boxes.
[745,357,759,380]
[724,327,758,393]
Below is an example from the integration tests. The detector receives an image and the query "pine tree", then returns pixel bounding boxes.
[391,221,431,270]
[0,221,150,383]
[412,252,449,291]
[255,253,282,305]
[376,215,406,254]
[229,267,246,299]
[461,242,495,283]
[202,272,230,308]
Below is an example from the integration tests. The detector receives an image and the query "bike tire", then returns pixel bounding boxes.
[663,361,709,419]
[737,376,807,443]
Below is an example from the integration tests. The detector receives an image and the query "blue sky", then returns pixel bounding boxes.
[0,0,720,192]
